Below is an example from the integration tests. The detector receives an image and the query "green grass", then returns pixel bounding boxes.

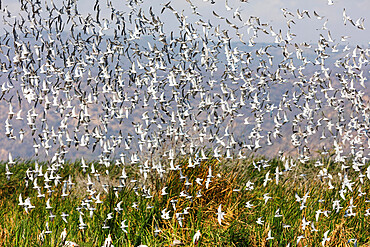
[0,156,369,246]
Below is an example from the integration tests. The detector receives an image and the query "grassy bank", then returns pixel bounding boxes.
[0,157,369,246]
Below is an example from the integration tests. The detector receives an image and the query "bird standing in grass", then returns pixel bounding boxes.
[60,228,67,244]
[102,234,114,247]
[217,204,226,225]
[170,239,185,246]
[193,230,201,246]
[60,228,79,247]
[63,241,80,247]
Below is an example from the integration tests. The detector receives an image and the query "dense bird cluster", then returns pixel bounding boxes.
[0,0,369,246]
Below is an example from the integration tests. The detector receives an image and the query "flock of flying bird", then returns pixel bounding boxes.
[0,0,369,246]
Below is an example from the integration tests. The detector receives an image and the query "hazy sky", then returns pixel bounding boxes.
[2,0,369,45]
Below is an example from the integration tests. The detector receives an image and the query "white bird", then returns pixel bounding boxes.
[170,239,185,246]
[225,0,233,11]
[46,198,52,210]
[297,235,305,245]
[161,208,171,220]
[348,239,358,246]
[18,194,24,206]
[216,204,226,225]
[154,224,161,236]
[245,201,254,209]
[311,222,319,232]
[193,230,201,245]
[282,223,291,228]
[266,230,274,240]
[115,201,123,212]
[61,212,69,223]
[256,217,264,225]
[63,241,80,247]
[161,186,168,196]
[79,214,86,229]
[322,230,330,246]
[275,167,283,185]
[274,208,283,217]
[263,171,271,187]
[8,152,15,165]
[24,198,35,213]
[120,219,128,233]
[102,234,114,247]
[301,216,310,230]
[263,193,272,205]
[60,228,67,243]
